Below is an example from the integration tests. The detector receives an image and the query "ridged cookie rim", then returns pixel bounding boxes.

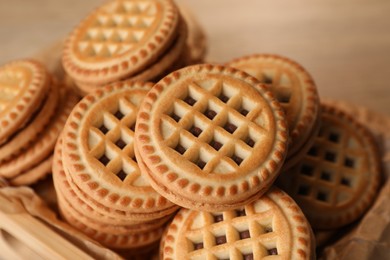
[62,0,180,85]
[160,186,314,260]
[0,59,49,143]
[0,87,78,178]
[227,54,320,156]
[281,103,382,229]
[62,80,178,212]
[0,80,59,162]
[135,64,288,207]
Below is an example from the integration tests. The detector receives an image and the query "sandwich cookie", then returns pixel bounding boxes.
[160,187,315,260]
[62,0,180,89]
[227,54,320,161]
[0,87,79,183]
[135,64,288,211]
[277,104,381,229]
[0,59,50,145]
[61,80,179,220]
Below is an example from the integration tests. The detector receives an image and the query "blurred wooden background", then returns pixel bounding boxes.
[0,0,389,115]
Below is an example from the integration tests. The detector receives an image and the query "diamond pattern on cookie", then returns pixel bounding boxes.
[292,127,364,206]
[88,96,143,185]
[161,187,314,260]
[227,54,320,157]
[135,65,288,211]
[277,104,381,229]
[77,1,158,59]
[63,0,180,85]
[62,80,177,213]
[161,78,268,174]
[184,207,278,259]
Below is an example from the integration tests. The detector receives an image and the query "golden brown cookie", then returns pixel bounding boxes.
[53,135,175,227]
[0,59,50,144]
[282,109,321,171]
[61,80,179,220]
[62,0,180,87]
[277,104,381,229]
[8,156,52,186]
[74,17,188,95]
[135,64,288,211]
[0,87,78,180]
[160,186,315,260]
[227,54,320,157]
[57,194,166,250]
[0,80,58,162]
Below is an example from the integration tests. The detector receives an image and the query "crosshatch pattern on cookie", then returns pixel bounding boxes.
[54,136,176,225]
[63,81,178,212]
[161,188,314,260]
[76,0,160,60]
[63,0,180,83]
[291,119,367,206]
[136,65,288,206]
[161,78,269,174]
[88,95,143,184]
[184,206,279,259]
[227,54,320,156]
[278,104,381,229]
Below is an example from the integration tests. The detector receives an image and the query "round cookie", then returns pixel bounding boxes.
[62,0,180,86]
[227,54,320,157]
[0,80,58,162]
[277,104,381,229]
[74,18,188,95]
[0,59,50,144]
[53,136,176,226]
[160,187,315,260]
[0,87,79,179]
[135,64,288,211]
[61,80,179,218]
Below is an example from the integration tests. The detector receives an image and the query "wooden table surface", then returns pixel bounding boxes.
[1,0,389,115]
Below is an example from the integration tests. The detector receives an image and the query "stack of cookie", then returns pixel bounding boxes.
[161,187,315,260]
[225,54,382,249]
[227,54,321,171]
[276,104,381,247]
[62,0,206,96]
[134,64,316,258]
[52,80,180,252]
[0,59,78,186]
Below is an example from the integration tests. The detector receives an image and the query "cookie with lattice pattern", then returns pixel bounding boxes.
[227,54,320,157]
[74,17,188,95]
[62,0,180,87]
[277,104,381,229]
[135,64,288,211]
[161,186,315,260]
[53,135,176,226]
[0,59,50,144]
[61,80,179,218]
